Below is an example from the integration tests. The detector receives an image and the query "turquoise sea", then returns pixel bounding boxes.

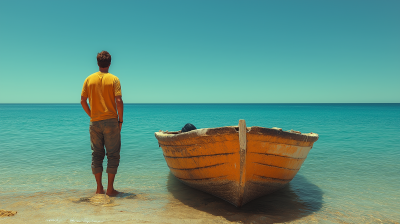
[1,104,399,223]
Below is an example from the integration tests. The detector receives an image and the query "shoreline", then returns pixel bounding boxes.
[2,177,399,224]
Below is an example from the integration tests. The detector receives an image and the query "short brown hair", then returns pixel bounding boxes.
[97,51,111,68]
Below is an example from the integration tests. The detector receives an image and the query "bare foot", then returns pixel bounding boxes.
[96,187,105,194]
[106,189,120,197]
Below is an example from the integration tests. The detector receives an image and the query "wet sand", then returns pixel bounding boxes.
[1,173,398,223]
[0,173,324,224]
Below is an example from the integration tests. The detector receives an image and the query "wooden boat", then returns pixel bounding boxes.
[155,120,319,207]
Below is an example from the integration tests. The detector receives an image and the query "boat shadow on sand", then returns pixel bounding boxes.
[167,172,323,223]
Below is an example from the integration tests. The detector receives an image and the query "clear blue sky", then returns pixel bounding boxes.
[1,0,399,103]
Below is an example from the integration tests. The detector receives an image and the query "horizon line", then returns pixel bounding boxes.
[1,103,399,105]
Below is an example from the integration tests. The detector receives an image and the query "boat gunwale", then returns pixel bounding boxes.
[155,126,319,143]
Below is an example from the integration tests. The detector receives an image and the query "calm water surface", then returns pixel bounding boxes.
[0,104,399,223]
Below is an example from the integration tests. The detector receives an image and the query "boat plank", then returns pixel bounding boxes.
[247,153,306,170]
[170,161,239,181]
[164,153,238,169]
[160,140,240,157]
[251,163,299,180]
[248,131,316,147]
[247,141,312,158]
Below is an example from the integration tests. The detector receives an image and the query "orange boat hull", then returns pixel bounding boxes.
[155,120,318,207]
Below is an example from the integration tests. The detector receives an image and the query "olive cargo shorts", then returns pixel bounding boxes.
[89,118,121,174]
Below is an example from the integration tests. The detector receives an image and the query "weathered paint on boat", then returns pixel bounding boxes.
[155,120,319,207]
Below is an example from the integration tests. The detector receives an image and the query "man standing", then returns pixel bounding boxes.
[81,51,123,196]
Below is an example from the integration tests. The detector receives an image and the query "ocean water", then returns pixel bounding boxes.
[0,103,399,223]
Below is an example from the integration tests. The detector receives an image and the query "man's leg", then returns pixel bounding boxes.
[94,172,104,194]
[90,121,106,194]
[107,173,118,196]
[103,119,121,196]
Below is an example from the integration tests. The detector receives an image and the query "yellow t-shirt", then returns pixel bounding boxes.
[81,72,122,122]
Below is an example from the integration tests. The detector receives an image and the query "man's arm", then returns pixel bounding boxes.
[81,96,91,117]
[116,96,124,130]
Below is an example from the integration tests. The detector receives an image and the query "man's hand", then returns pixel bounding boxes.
[116,96,124,131]
[81,96,91,117]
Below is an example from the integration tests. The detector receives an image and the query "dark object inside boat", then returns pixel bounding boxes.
[181,123,197,133]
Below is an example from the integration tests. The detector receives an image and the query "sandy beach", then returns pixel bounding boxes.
[3,173,397,224]
[0,173,323,223]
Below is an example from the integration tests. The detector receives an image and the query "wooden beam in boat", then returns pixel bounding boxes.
[238,119,247,206]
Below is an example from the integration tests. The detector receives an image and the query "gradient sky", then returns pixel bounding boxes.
[1,0,399,103]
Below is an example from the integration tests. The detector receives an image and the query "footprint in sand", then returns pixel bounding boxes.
[89,194,115,206]
[72,192,137,206]
[72,194,116,206]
